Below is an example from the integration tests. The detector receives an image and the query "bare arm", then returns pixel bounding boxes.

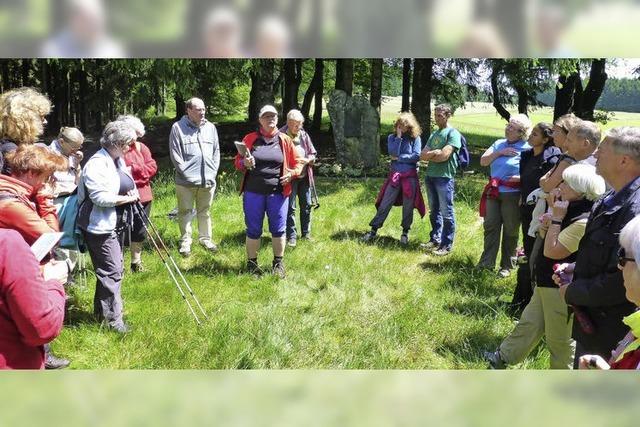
[540,160,570,193]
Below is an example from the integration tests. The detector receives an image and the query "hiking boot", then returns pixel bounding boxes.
[247,259,263,276]
[433,247,451,256]
[498,269,512,278]
[130,262,145,273]
[483,350,506,369]
[287,238,297,247]
[362,230,377,243]
[45,353,70,370]
[400,234,409,245]
[200,240,218,252]
[272,260,286,279]
[420,241,440,252]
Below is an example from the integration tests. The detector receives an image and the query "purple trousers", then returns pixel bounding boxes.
[243,191,289,239]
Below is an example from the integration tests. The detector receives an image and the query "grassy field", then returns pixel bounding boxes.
[55,107,640,369]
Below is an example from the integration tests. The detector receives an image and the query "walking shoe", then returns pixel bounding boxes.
[400,234,409,245]
[130,262,145,273]
[483,350,507,369]
[110,322,130,334]
[247,259,263,276]
[179,242,191,257]
[272,260,286,279]
[362,230,377,243]
[498,269,512,278]
[300,234,313,241]
[287,238,297,247]
[420,241,440,252]
[200,240,219,252]
[432,247,451,256]
[45,353,70,369]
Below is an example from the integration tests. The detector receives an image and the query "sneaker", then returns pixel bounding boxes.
[362,230,377,243]
[420,241,440,252]
[179,241,191,257]
[247,259,263,276]
[400,234,409,245]
[109,322,130,334]
[272,261,286,279]
[432,247,451,256]
[130,262,145,273]
[287,238,297,247]
[483,350,506,369]
[300,234,313,241]
[498,269,512,278]
[45,352,70,370]
[199,240,218,252]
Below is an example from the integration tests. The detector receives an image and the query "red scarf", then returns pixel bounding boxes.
[478,177,520,217]
[375,169,426,218]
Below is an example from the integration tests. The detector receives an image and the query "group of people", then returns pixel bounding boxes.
[3,86,640,371]
[0,88,317,369]
[363,106,640,370]
[0,87,157,368]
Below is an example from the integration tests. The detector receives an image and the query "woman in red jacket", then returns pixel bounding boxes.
[0,228,66,369]
[118,115,158,272]
[234,105,303,278]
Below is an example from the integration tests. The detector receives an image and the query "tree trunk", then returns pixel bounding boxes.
[248,59,276,121]
[514,83,528,115]
[401,58,411,112]
[335,59,353,96]
[21,59,32,87]
[75,61,89,131]
[39,59,49,94]
[95,71,103,132]
[283,59,303,113]
[312,59,325,131]
[490,62,511,121]
[175,93,185,120]
[369,58,383,115]
[411,58,434,133]
[301,59,322,121]
[553,71,579,121]
[1,60,11,92]
[575,59,607,121]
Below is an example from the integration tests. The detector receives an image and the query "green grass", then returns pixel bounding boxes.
[54,107,640,369]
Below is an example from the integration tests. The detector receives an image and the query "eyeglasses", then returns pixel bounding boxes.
[618,247,635,267]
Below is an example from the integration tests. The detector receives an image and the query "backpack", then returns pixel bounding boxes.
[453,131,470,170]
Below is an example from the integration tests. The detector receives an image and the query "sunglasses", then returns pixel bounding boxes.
[618,247,635,267]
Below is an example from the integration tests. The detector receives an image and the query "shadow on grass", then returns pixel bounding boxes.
[182,257,248,276]
[434,324,506,366]
[420,256,509,298]
[330,229,423,251]
[64,297,98,328]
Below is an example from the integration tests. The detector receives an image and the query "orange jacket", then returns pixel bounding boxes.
[234,131,304,197]
[0,175,59,245]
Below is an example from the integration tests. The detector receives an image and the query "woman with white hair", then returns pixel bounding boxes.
[280,109,317,247]
[484,164,606,369]
[118,115,158,272]
[478,114,533,277]
[77,121,139,333]
[578,214,640,369]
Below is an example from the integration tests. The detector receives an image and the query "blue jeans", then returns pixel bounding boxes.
[286,179,312,239]
[425,176,455,249]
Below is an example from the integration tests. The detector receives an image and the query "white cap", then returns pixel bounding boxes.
[259,105,278,118]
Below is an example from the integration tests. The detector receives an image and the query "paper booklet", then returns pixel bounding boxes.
[234,141,251,158]
[30,232,64,262]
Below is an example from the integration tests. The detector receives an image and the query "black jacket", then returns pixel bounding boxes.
[566,176,640,357]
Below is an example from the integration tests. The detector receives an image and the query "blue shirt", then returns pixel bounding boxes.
[489,139,531,193]
[388,134,421,173]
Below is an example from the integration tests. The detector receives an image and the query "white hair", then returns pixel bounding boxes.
[286,109,304,123]
[116,114,145,137]
[605,126,640,164]
[562,164,606,202]
[509,114,533,140]
[620,215,640,268]
[100,121,136,150]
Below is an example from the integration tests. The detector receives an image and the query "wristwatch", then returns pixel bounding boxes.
[551,220,563,225]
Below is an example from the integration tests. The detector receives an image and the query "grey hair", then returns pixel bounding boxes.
[116,114,145,137]
[573,120,602,147]
[509,114,533,140]
[435,103,453,116]
[619,215,640,267]
[605,126,640,164]
[100,120,136,150]
[185,97,205,110]
[286,109,304,122]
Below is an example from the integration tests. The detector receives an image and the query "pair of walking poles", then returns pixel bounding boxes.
[131,201,208,325]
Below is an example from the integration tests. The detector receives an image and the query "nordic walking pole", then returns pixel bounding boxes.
[135,205,201,324]
[135,202,209,320]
